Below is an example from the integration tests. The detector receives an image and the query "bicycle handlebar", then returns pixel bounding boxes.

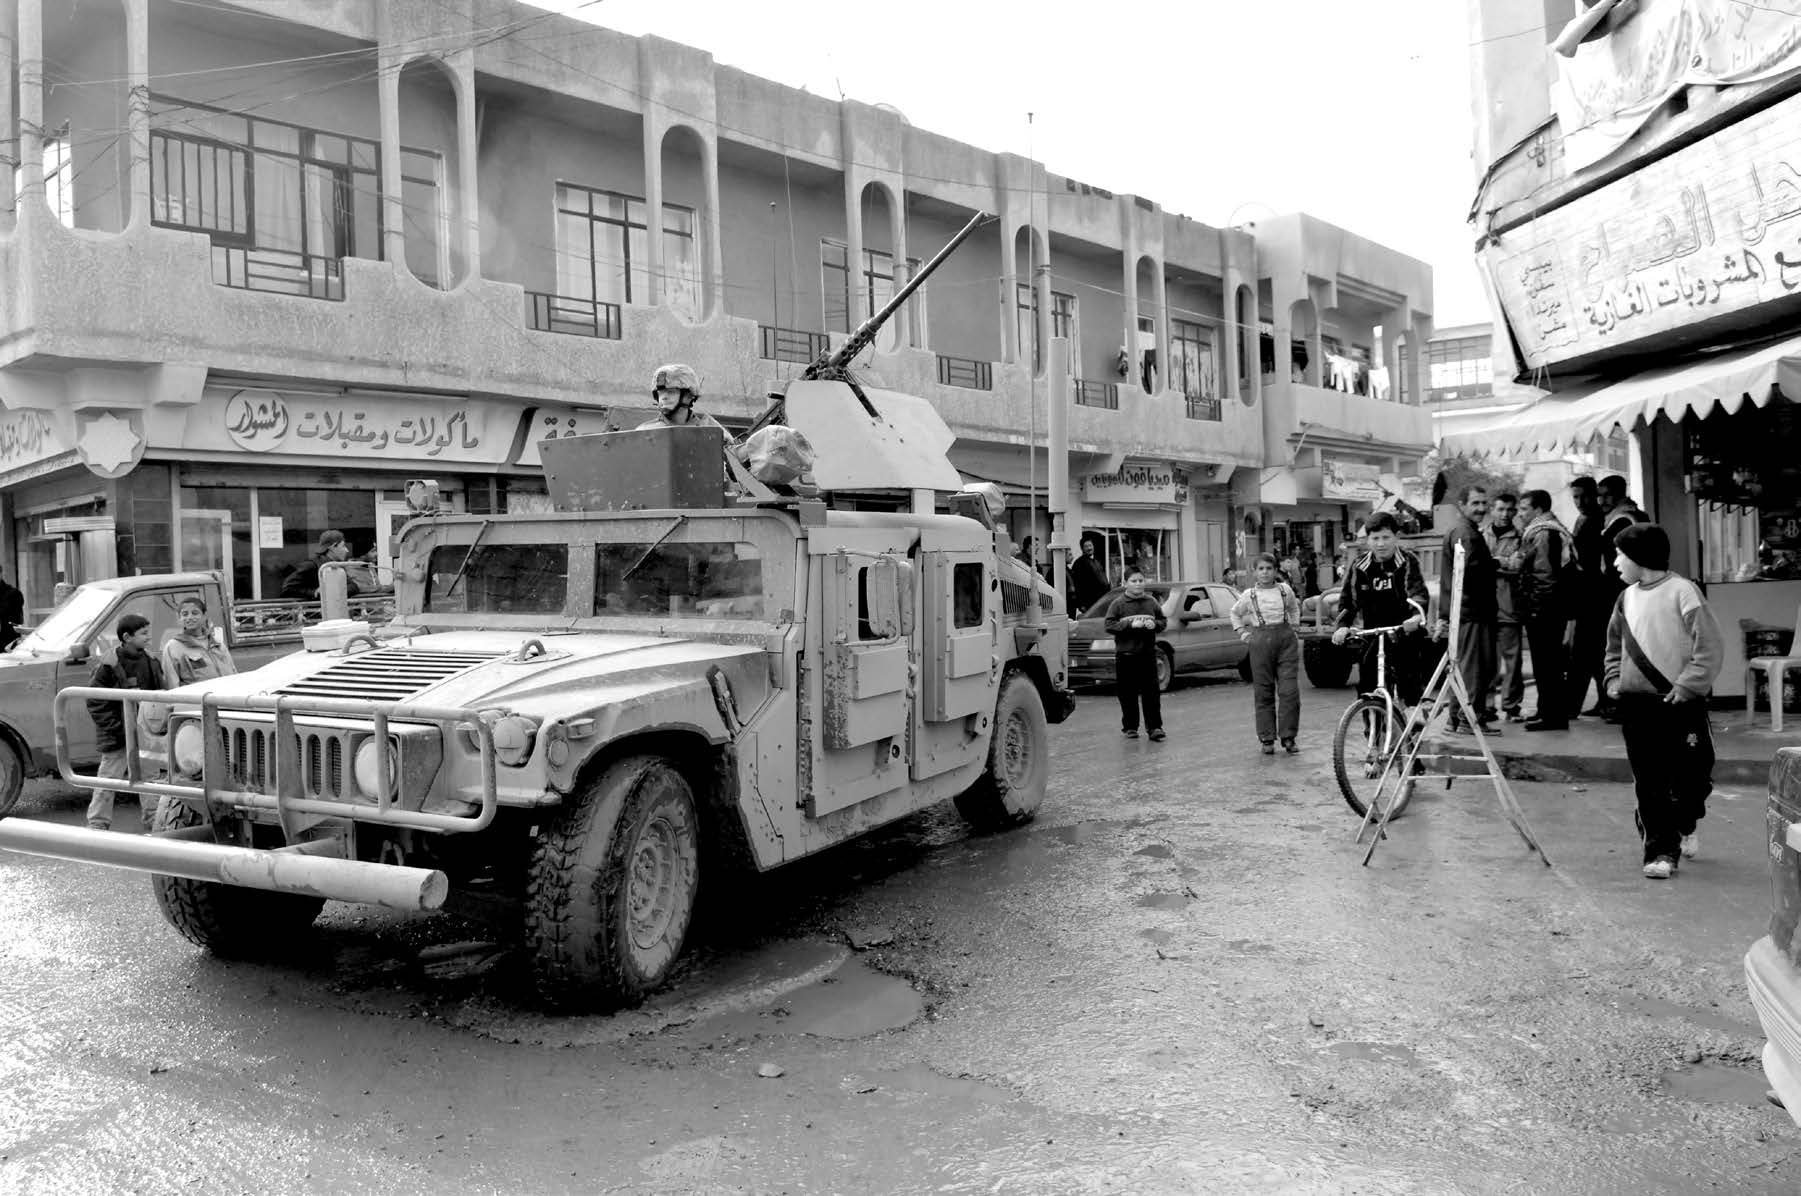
[1345,623,1413,638]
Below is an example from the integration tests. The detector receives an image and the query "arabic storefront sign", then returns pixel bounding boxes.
[1082,463,1178,505]
[1553,0,1801,174]
[199,388,521,465]
[0,408,72,475]
[515,407,617,468]
[1486,88,1801,371]
[1321,457,1385,504]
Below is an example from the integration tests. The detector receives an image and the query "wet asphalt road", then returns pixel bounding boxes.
[1,674,1795,1194]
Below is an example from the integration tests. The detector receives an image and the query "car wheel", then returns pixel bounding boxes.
[0,738,23,819]
[1154,647,1174,692]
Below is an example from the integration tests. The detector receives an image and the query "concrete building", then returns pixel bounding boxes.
[1233,213,1436,586]
[1451,0,1801,698]
[0,0,1435,619]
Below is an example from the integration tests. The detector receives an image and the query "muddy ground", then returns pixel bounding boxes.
[1,676,1794,1194]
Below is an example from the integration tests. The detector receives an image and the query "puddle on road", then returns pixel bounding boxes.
[1609,992,1760,1038]
[1226,939,1275,955]
[1324,1040,1424,1070]
[697,959,924,1042]
[1135,892,1190,911]
[1140,928,1175,947]
[1659,1061,1770,1107]
[867,1062,1015,1105]
[1133,844,1175,859]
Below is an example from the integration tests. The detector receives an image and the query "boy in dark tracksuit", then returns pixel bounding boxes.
[85,613,166,831]
[1104,571,1167,741]
[1331,513,1431,705]
[1603,524,1724,880]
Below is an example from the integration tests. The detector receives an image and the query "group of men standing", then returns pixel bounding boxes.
[1440,474,1648,732]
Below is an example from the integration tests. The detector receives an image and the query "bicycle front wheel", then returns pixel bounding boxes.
[1332,696,1416,820]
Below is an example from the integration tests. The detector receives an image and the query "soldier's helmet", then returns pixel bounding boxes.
[652,363,701,397]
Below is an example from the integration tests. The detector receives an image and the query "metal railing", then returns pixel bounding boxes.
[230,594,397,645]
[936,354,993,390]
[526,291,623,339]
[211,244,344,301]
[760,325,830,363]
[1185,393,1223,421]
[1074,379,1119,409]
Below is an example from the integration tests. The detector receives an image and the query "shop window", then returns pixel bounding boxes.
[594,540,764,619]
[952,562,983,629]
[178,486,255,601]
[255,488,377,602]
[1086,528,1177,585]
[425,543,568,614]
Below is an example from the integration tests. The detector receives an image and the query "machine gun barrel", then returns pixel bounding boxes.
[806,210,993,379]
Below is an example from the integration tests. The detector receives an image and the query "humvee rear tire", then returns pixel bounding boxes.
[526,755,700,1009]
[150,801,325,956]
[954,674,1049,830]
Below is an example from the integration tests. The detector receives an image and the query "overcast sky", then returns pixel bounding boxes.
[529,0,1490,326]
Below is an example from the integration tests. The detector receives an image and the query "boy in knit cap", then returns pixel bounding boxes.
[1603,523,1724,880]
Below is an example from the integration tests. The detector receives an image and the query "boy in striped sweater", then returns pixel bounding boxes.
[1602,524,1724,880]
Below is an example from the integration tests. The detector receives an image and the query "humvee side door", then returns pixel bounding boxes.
[910,534,999,783]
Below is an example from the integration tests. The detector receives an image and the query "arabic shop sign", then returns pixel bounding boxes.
[203,388,520,465]
[0,408,70,474]
[1083,462,1178,505]
[515,406,617,468]
[1485,87,1801,371]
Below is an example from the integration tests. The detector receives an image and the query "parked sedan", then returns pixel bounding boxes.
[1068,581,1251,692]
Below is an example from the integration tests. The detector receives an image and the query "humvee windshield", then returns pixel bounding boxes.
[424,544,570,613]
[595,541,764,619]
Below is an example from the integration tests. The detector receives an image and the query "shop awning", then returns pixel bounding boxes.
[1441,333,1801,459]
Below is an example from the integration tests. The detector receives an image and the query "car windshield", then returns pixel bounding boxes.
[424,544,570,614]
[595,540,765,620]
[7,586,114,656]
[1079,586,1170,620]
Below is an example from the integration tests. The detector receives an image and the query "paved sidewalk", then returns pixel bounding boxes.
[1422,707,1797,785]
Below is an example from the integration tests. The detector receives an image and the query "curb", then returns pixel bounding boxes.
[1419,737,1771,787]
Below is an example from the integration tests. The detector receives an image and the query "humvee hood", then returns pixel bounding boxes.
[177,630,767,714]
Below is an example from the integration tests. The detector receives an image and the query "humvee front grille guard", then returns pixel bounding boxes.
[56,687,498,835]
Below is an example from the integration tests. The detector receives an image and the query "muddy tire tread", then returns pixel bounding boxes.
[954,674,1049,831]
[150,802,324,955]
[0,738,22,819]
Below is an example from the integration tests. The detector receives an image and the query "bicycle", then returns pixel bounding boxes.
[1331,624,1427,820]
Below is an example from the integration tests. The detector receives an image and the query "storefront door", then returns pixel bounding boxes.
[179,509,234,581]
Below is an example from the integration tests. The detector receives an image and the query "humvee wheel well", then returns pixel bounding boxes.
[0,722,32,775]
[563,729,757,876]
[1004,656,1069,725]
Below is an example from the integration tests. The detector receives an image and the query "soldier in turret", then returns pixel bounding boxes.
[638,363,725,431]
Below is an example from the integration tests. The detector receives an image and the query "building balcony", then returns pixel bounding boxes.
[1263,378,1435,462]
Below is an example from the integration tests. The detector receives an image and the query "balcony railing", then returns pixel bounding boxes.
[211,245,343,301]
[936,355,993,391]
[527,292,623,339]
[1185,393,1223,421]
[760,325,829,364]
[1074,379,1119,410]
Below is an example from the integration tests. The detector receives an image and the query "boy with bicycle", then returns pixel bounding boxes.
[1331,513,1431,707]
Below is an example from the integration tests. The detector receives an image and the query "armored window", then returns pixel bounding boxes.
[952,562,983,629]
[424,544,568,614]
[594,541,764,620]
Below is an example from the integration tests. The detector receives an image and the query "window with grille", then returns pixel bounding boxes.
[823,240,922,350]
[1016,285,1076,373]
[556,184,699,320]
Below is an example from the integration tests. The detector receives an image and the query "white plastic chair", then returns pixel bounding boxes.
[1746,607,1801,733]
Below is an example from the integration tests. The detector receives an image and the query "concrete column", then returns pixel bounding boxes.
[452,52,480,281]
[889,194,908,347]
[999,218,1019,365]
[1119,219,1140,391]
[1380,310,1404,403]
[642,118,664,307]
[1,0,19,220]
[700,131,723,321]
[17,0,41,213]
[1220,271,1243,401]
[1409,311,1435,407]
[842,174,865,333]
[1033,241,1052,381]
[377,61,404,269]
[125,0,150,230]
[1151,261,1169,395]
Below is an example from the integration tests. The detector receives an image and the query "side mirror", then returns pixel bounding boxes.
[66,643,90,665]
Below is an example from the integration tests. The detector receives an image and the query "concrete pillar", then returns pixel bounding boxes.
[1119,216,1140,391]
[1,0,19,220]
[451,51,480,281]
[1151,261,1169,394]
[1381,310,1404,402]
[700,131,722,320]
[889,194,909,347]
[1220,272,1242,400]
[376,59,404,269]
[642,119,664,307]
[1033,239,1053,381]
[17,0,41,213]
[125,0,149,230]
[1409,311,1435,407]
[999,219,1019,365]
[842,175,865,333]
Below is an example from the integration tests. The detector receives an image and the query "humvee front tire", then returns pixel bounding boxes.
[526,755,700,1009]
[954,674,1049,830]
[150,801,325,956]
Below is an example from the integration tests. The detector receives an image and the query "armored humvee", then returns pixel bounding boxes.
[0,213,1074,1007]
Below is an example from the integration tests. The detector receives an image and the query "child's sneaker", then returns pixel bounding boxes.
[1147,728,1166,742]
[1123,728,1139,739]
[1642,856,1676,879]
[1679,832,1699,860]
